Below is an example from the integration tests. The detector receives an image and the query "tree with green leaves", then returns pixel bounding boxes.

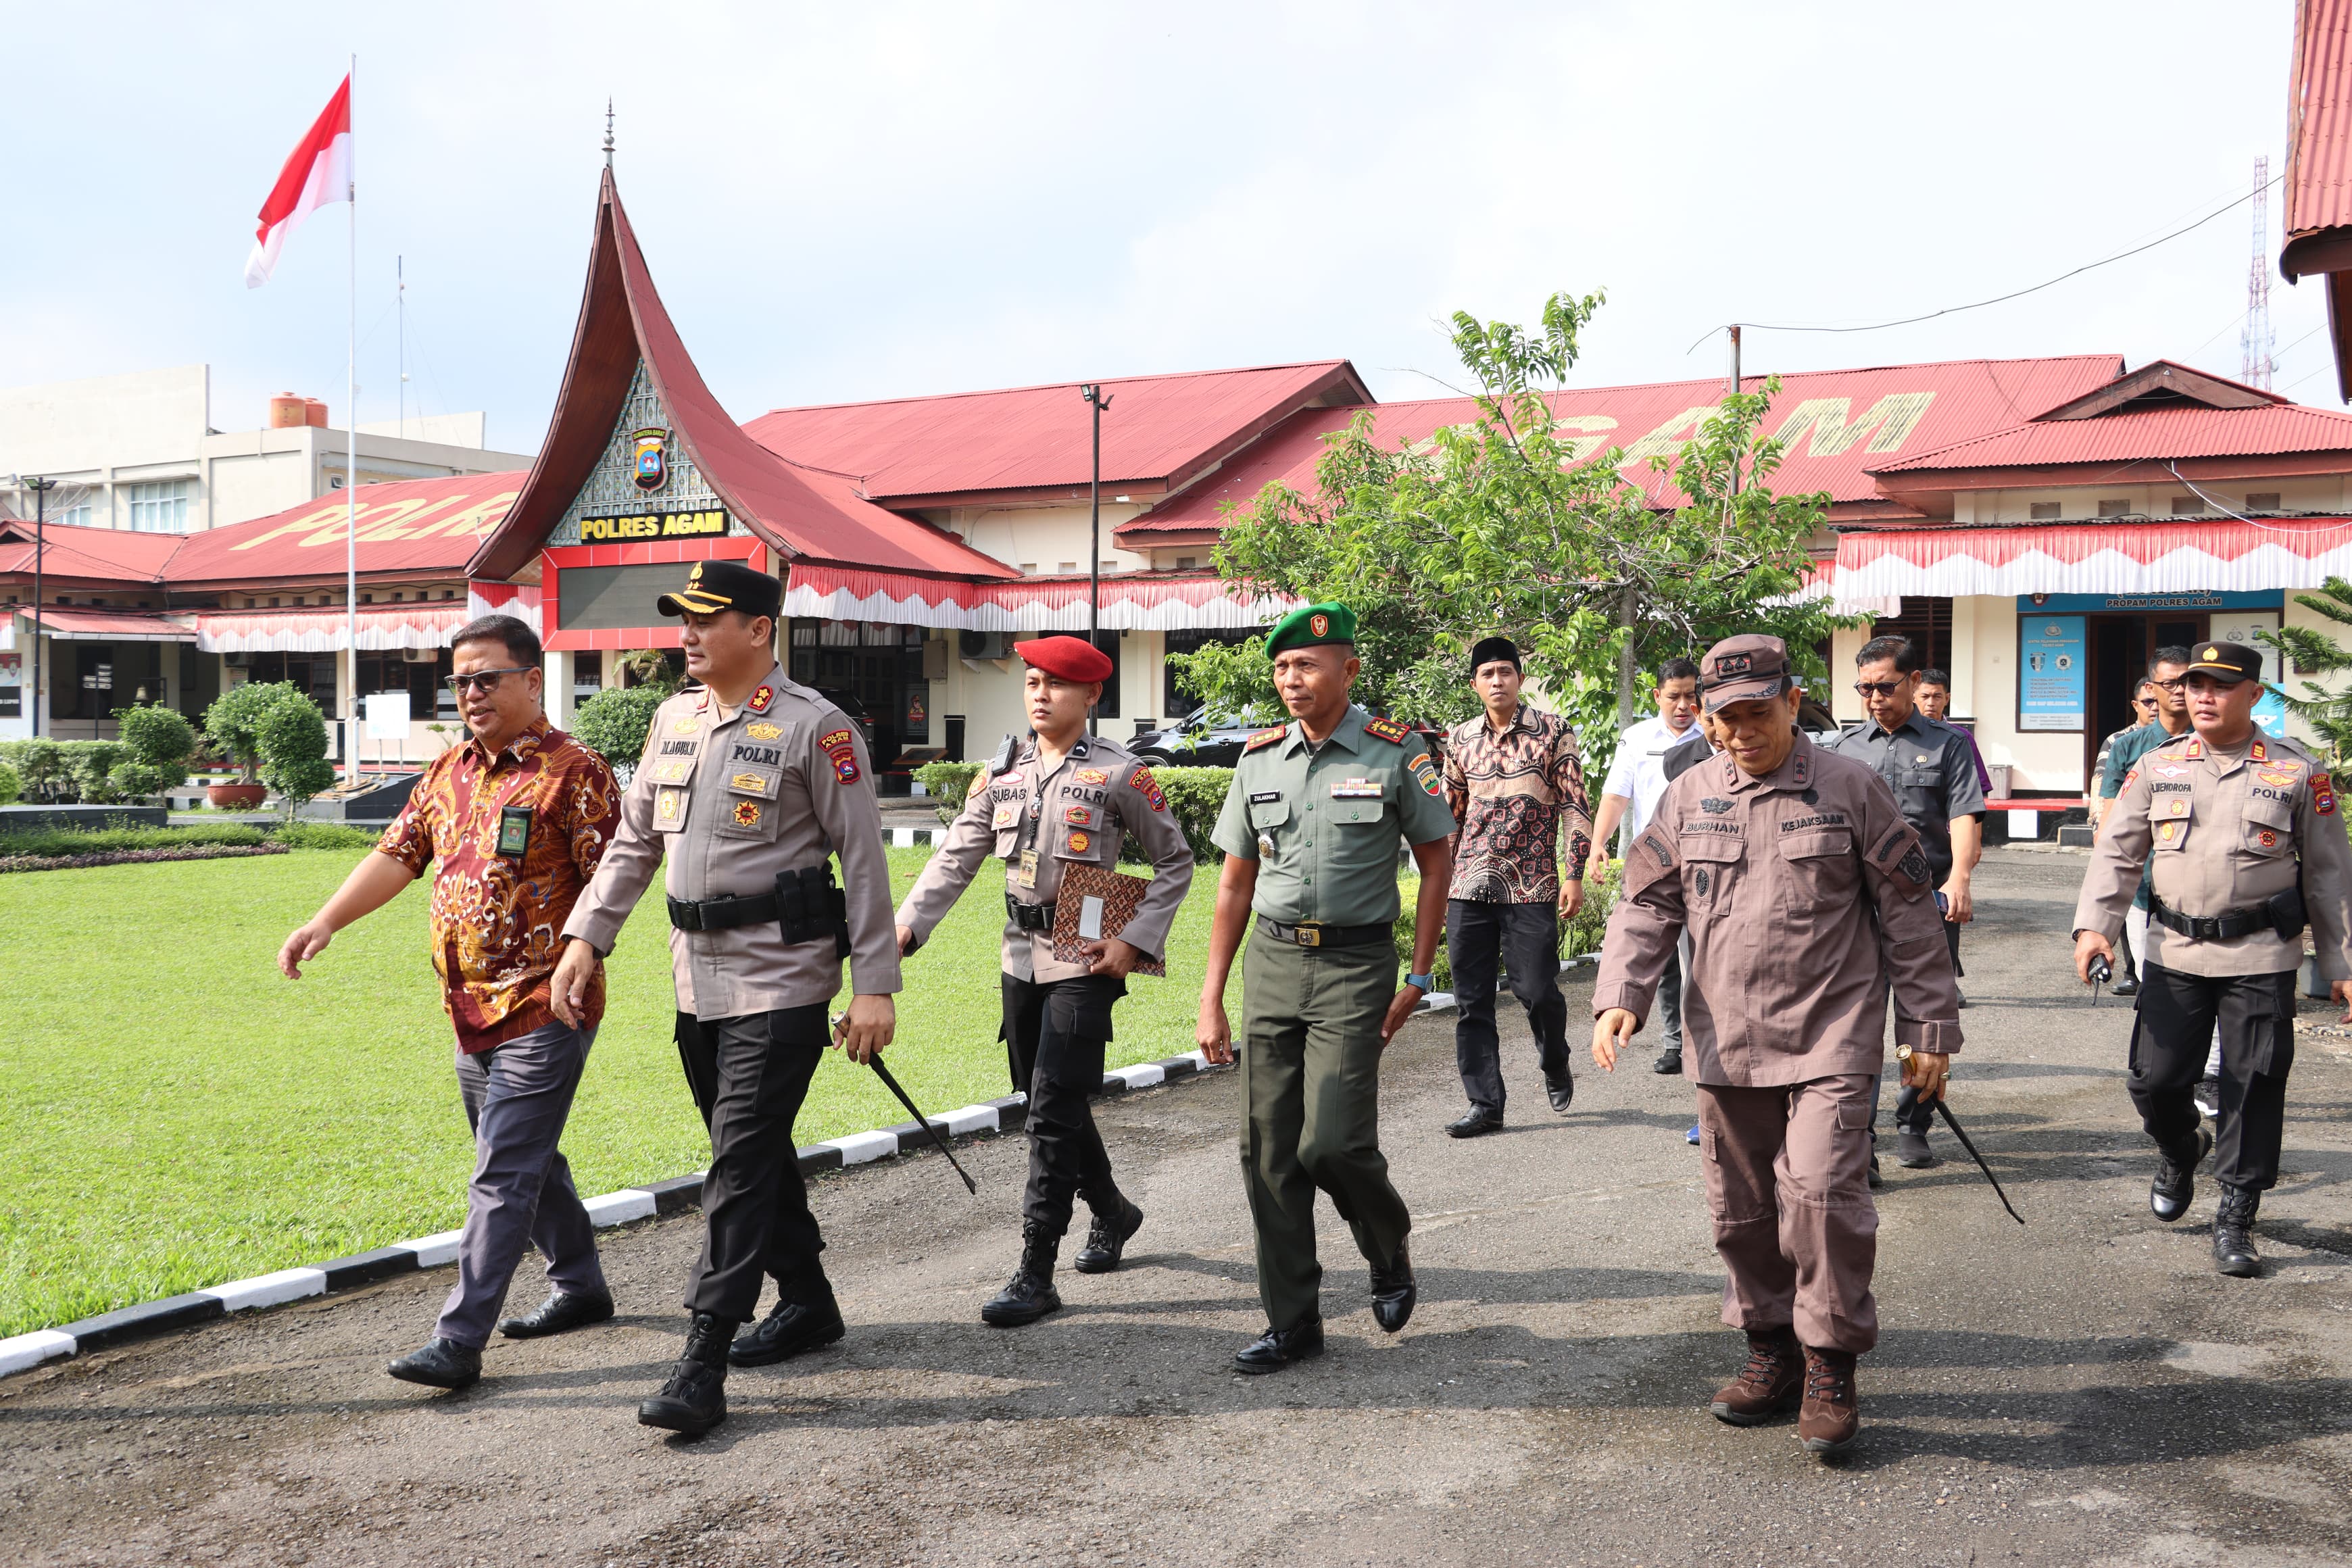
[255,689,338,819]
[570,650,683,783]
[1171,291,1854,777]
[109,704,197,800]
[2262,581,2352,768]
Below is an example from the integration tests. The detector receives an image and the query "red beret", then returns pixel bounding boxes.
[1014,635,1114,683]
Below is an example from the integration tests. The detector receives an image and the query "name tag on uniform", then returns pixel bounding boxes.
[496,805,531,858]
[1330,778,1382,798]
[1250,791,1282,804]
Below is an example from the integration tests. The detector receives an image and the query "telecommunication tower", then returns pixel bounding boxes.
[2244,155,2276,389]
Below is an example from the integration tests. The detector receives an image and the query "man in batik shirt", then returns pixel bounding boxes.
[279,614,622,1392]
[1439,635,1594,1136]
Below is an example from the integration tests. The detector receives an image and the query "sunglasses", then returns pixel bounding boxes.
[1853,680,1909,697]
[2149,677,2186,692]
[443,667,535,695]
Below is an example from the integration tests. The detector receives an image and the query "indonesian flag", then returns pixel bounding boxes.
[244,74,351,289]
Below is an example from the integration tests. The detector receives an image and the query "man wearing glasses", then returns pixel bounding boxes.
[2103,651,2196,1025]
[279,615,623,1392]
[2089,679,2160,995]
[1823,635,1984,1175]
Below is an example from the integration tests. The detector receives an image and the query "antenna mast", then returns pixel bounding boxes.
[397,255,407,440]
[2243,155,2276,389]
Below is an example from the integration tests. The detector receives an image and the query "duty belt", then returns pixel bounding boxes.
[668,891,777,933]
[1255,916,1390,950]
[1005,893,1056,932]
[2150,895,2277,943]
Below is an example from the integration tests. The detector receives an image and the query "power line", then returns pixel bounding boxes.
[1690,174,2282,351]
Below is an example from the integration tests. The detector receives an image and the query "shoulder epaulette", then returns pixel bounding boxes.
[1363,716,1411,744]
[1244,726,1288,754]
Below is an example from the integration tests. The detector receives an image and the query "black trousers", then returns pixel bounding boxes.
[675,1007,833,1319]
[2130,964,2297,1192]
[1446,899,1570,1117]
[1003,973,1126,1236]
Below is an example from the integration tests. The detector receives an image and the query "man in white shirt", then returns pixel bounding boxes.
[1586,658,1702,1074]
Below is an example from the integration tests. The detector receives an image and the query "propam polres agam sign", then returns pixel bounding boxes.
[577,508,731,543]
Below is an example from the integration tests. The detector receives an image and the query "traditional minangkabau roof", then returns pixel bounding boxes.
[466,169,1016,587]
[1123,355,2124,540]
[743,360,1373,510]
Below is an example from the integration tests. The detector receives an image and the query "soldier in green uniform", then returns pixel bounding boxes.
[1196,603,1459,1373]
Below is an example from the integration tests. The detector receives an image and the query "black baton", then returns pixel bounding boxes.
[1898,1044,2023,1225]
[865,1050,979,1195]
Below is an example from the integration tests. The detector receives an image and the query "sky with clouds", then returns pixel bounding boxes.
[0,1,2324,457]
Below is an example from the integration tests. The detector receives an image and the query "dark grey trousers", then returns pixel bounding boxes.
[1447,899,1569,1117]
[433,1021,606,1350]
[681,1006,833,1320]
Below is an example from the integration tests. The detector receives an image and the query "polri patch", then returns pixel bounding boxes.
[2316,773,2338,816]
[1130,765,1167,812]
[819,727,860,784]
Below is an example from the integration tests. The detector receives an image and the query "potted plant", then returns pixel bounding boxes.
[201,682,294,808]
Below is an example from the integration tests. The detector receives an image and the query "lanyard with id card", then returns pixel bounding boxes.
[496,804,533,860]
[1017,793,1044,889]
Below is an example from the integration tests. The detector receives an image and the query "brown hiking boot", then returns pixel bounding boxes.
[1798,1346,1860,1456]
[1708,1328,1803,1425]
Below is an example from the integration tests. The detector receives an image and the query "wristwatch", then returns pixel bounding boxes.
[1405,972,1436,991]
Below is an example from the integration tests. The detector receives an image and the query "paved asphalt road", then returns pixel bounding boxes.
[9,846,2352,1567]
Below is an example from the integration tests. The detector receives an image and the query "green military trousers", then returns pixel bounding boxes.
[1240,934,1411,1331]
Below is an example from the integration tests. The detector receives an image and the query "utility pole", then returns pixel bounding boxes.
[1079,381,1113,735]
[24,476,53,739]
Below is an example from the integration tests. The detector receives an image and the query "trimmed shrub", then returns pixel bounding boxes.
[256,691,337,817]
[0,739,70,802]
[0,761,18,807]
[913,760,983,823]
[571,685,666,783]
[203,682,297,783]
[64,741,130,804]
[272,821,383,852]
[0,822,269,859]
[110,704,197,800]
[1148,766,1233,866]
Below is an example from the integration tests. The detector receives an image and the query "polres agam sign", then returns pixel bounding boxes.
[574,508,730,543]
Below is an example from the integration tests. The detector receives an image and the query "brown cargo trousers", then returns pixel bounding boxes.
[1693,1071,1880,1355]
[1240,935,1411,1332]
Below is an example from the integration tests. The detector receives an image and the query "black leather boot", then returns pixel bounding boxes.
[2213,1185,2261,1277]
[1369,1242,1417,1333]
[981,1223,1063,1327]
[637,1313,736,1434]
[729,1296,846,1366]
[385,1337,481,1390]
[2150,1127,2213,1223]
[1073,1196,1144,1275]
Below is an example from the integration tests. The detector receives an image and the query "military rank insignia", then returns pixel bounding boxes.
[1364,716,1410,744]
[733,800,762,827]
[746,721,783,741]
[1244,727,1287,753]
[748,685,776,714]
[819,727,860,783]
[1130,765,1167,811]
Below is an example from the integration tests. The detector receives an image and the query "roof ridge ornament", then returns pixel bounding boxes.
[603,99,614,169]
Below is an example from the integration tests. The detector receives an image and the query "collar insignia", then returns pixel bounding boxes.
[747,685,776,714]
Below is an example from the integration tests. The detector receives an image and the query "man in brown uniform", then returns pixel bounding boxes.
[897,635,1194,1325]
[1591,635,1963,1457]
[549,558,901,1435]
[2073,641,2352,1276]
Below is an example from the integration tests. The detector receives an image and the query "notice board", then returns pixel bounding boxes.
[2017,615,2086,732]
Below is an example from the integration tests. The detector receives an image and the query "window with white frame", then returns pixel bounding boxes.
[126,480,193,533]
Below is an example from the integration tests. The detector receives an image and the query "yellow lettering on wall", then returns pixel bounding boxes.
[349,499,437,543]
[230,501,356,551]
[1768,393,1936,457]
[576,509,728,542]
[1616,406,1718,466]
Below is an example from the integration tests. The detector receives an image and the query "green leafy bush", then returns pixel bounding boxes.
[271,821,383,852]
[64,741,130,804]
[914,761,983,823]
[0,822,269,858]
[1563,854,1621,959]
[0,762,19,807]
[571,685,667,780]
[255,691,337,817]
[109,704,198,800]
[203,681,300,783]
[1148,766,1233,866]
[0,739,70,802]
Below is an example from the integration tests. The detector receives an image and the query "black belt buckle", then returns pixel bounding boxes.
[668,896,704,933]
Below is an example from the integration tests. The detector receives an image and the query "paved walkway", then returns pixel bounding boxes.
[7,847,2352,1567]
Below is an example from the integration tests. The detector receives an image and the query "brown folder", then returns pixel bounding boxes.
[1050,862,1166,977]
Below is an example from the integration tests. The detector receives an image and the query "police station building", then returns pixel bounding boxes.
[9,168,2352,808]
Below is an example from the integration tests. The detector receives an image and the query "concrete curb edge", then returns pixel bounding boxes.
[0,1048,1227,1381]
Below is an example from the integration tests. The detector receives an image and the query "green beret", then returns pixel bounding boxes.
[1265,602,1357,660]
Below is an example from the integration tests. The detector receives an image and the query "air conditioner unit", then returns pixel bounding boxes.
[223,651,251,667]
[401,647,438,663]
[958,630,1013,660]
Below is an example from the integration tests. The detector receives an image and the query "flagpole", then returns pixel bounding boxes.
[344,53,359,787]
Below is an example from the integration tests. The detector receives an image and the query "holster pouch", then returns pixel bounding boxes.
[2269,884,2307,941]
[775,862,852,957]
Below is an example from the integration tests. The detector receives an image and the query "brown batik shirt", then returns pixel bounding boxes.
[1442,701,1594,904]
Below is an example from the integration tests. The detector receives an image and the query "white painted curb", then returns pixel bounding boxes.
[583,1189,658,1227]
[932,1104,1001,1136]
[1110,1062,1165,1089]
[825,1129,900,1165]
[203,1268,327,1313]
[0,1330,76,1376]
[399,1229,466,1268]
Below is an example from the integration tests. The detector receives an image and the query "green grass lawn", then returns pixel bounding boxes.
[0,846,1235,1338]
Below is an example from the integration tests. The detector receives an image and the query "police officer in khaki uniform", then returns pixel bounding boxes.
[1197,603,1460,1373]
[2074,641,2352,1277]
[1592,635,1961,1457]
[897,635,1194,1326]
[549,559,901,1435]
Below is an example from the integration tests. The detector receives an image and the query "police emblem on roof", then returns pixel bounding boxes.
[633,427,670,494]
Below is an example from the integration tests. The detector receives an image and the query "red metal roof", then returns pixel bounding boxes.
[468,170,1016,585]
[743,361,1373,506]
[1125,356,2123,537]
[162,473,523,587]
[10,606,195,641]
[1870,397,2352,475]
[2287,0,2352,258]
[0,519,183,585]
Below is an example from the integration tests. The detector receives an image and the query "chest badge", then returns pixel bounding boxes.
[657,789,685,823]
[2157,821,2180,843]
[671,716,701,735]
[733,800,763,827]
[1065,805,1094,825]
[993,802,1020,829]
[1331,778,1383,798]
[2259,829,2278,847]
[746,721,783,741]
[1074,768,1109,785]
[1066,830,1091,854]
